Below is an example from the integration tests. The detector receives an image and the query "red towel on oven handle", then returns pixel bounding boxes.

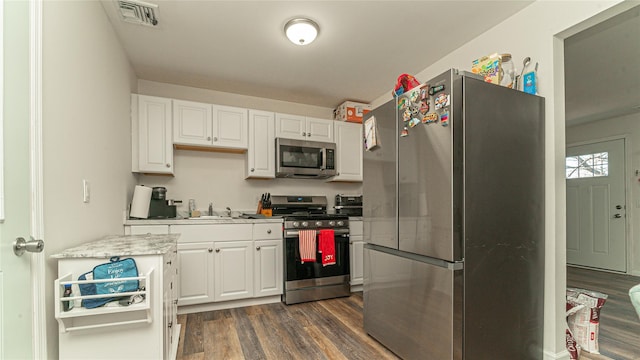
[319,229,336,267]
[299,229,317,263]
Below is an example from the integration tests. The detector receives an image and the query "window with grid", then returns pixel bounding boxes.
[566,152,609,179]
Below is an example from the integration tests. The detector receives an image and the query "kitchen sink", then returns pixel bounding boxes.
[188,215,233,220]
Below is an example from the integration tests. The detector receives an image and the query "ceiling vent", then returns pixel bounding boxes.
[117,0,159,27]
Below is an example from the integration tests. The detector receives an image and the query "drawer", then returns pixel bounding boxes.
[170,224,252,242]
[349,221,363,236]
[253,223,282,240]
[126,225,170,235]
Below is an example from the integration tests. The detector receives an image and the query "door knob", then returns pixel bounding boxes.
[13,237,44,256]
[616,205,623,209]
[256,246,261,251]
[614,214,622,218]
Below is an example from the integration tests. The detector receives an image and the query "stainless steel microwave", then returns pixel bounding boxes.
[275,138,336,179]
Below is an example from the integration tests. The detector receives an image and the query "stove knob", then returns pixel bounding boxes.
[337,221,344,226]
[293,221,300,227]
[329,221,336,226]
[302,221,309,227]
[315,221,323,227]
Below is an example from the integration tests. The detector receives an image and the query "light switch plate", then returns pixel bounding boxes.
[83,180,90,203]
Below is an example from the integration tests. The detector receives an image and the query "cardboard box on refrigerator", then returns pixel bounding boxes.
[334,101,372,123]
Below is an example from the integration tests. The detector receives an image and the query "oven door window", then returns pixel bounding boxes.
[285,233,350,281]
[280,145,323,169]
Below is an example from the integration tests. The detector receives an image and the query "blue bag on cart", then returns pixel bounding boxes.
[78,256,139,309]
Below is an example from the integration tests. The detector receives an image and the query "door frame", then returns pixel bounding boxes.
[566,134,633,275]
[29,0,46,357]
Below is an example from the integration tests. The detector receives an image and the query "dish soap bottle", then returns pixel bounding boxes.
[63,284,74,311]
[521,61,538,95]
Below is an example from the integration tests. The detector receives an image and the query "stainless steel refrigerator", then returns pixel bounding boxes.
[363,69,545,359]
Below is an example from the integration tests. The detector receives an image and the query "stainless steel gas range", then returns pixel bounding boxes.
[270,195,350,305]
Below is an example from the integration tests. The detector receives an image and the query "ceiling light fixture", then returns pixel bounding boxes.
[284,18,319,46]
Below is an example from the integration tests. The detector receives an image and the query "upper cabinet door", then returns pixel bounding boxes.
[212,105,248,149]
[247,110,275,178]
[173,100,213,146]
[330,122,363,182]
[306,117,334,142]
[137,95,174,174]
[275,113,306,140]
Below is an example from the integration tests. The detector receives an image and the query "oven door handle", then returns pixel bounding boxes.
[285,228,349,237]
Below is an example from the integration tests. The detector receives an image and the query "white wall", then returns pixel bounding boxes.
[370,1,628,358]
[137,80,363,214]
[567,112,640,275]
[42,1,137,358]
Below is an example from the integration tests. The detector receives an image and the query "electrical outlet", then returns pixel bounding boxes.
[83,180,90,203]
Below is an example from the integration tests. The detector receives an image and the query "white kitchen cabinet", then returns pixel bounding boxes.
[330,121,363,182]
[133,94,174,174]
[173,99,212,146]
[349,220,364,287]
[213,240,253,301]
[172,101,248,150]
[253,222,283,297]
[53,236,179,360]
[275,113,334,142]
[246,110,275,178]
[171,224,253,306]
[176,242,214,305]
[212,104,248,149]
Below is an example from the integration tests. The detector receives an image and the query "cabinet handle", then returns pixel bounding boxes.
[251,168,255,172]
[307,133,311,137]
[173,299,178,305]
[208,248,213,253]
[215,248,220,253]
[256,246,261,251]
[302,132,306,136]
[166,163,171,168]
[166,260,172,265]
[168,321,172,328]
[267,229,271,234]
[213,137,218,142]
[207,136,212,141]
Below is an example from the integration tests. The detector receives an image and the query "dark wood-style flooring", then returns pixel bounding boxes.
[176,268,640,360]
[175,293,399,360]
[567,266,640,360]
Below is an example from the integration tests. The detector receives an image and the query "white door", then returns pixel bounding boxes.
[566,138,627,272]
[1,0,45,358]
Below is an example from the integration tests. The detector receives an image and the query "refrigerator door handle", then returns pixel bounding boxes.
[365,244,463,270]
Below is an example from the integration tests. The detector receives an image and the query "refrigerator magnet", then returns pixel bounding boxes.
[410,90,419,103]
[403,108,412,121]
[423,112,439,124]
[429,84,445,96]
[401,126,409,137]
[408,118,420,128]
[398,97,408,110]
[419,100,430,114]
[420,85,430,101]
[435,93,450,110]
[440,111,449,126]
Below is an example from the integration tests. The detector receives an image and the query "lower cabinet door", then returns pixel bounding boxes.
[213,240,253,301]
[350,239,364,286]
[254,239,283,297]
[177,242,214,305]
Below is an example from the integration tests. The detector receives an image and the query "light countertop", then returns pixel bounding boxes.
[50,234,178,259]
[124,217,283,226]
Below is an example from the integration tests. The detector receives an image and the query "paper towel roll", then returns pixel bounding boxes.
[130,185,152,219]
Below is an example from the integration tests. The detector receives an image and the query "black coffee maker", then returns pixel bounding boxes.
[148,187,178,218]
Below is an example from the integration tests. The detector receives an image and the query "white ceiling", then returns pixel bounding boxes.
[565,5,640,125]
[100,0,533,108]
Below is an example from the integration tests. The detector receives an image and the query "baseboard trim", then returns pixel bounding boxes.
[177,295,281,315]
[544,349,570,360]
[630,270,640,277]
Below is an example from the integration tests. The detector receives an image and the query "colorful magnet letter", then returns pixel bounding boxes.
[408,118,420,128]
[422,112,439,124]
[401,126,409,137]
[398,97,408,110]
[440,111,449,126]
[434,93,450,110]
[429,84,445,96]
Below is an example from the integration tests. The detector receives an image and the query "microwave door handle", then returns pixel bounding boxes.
[320,148,326,170]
